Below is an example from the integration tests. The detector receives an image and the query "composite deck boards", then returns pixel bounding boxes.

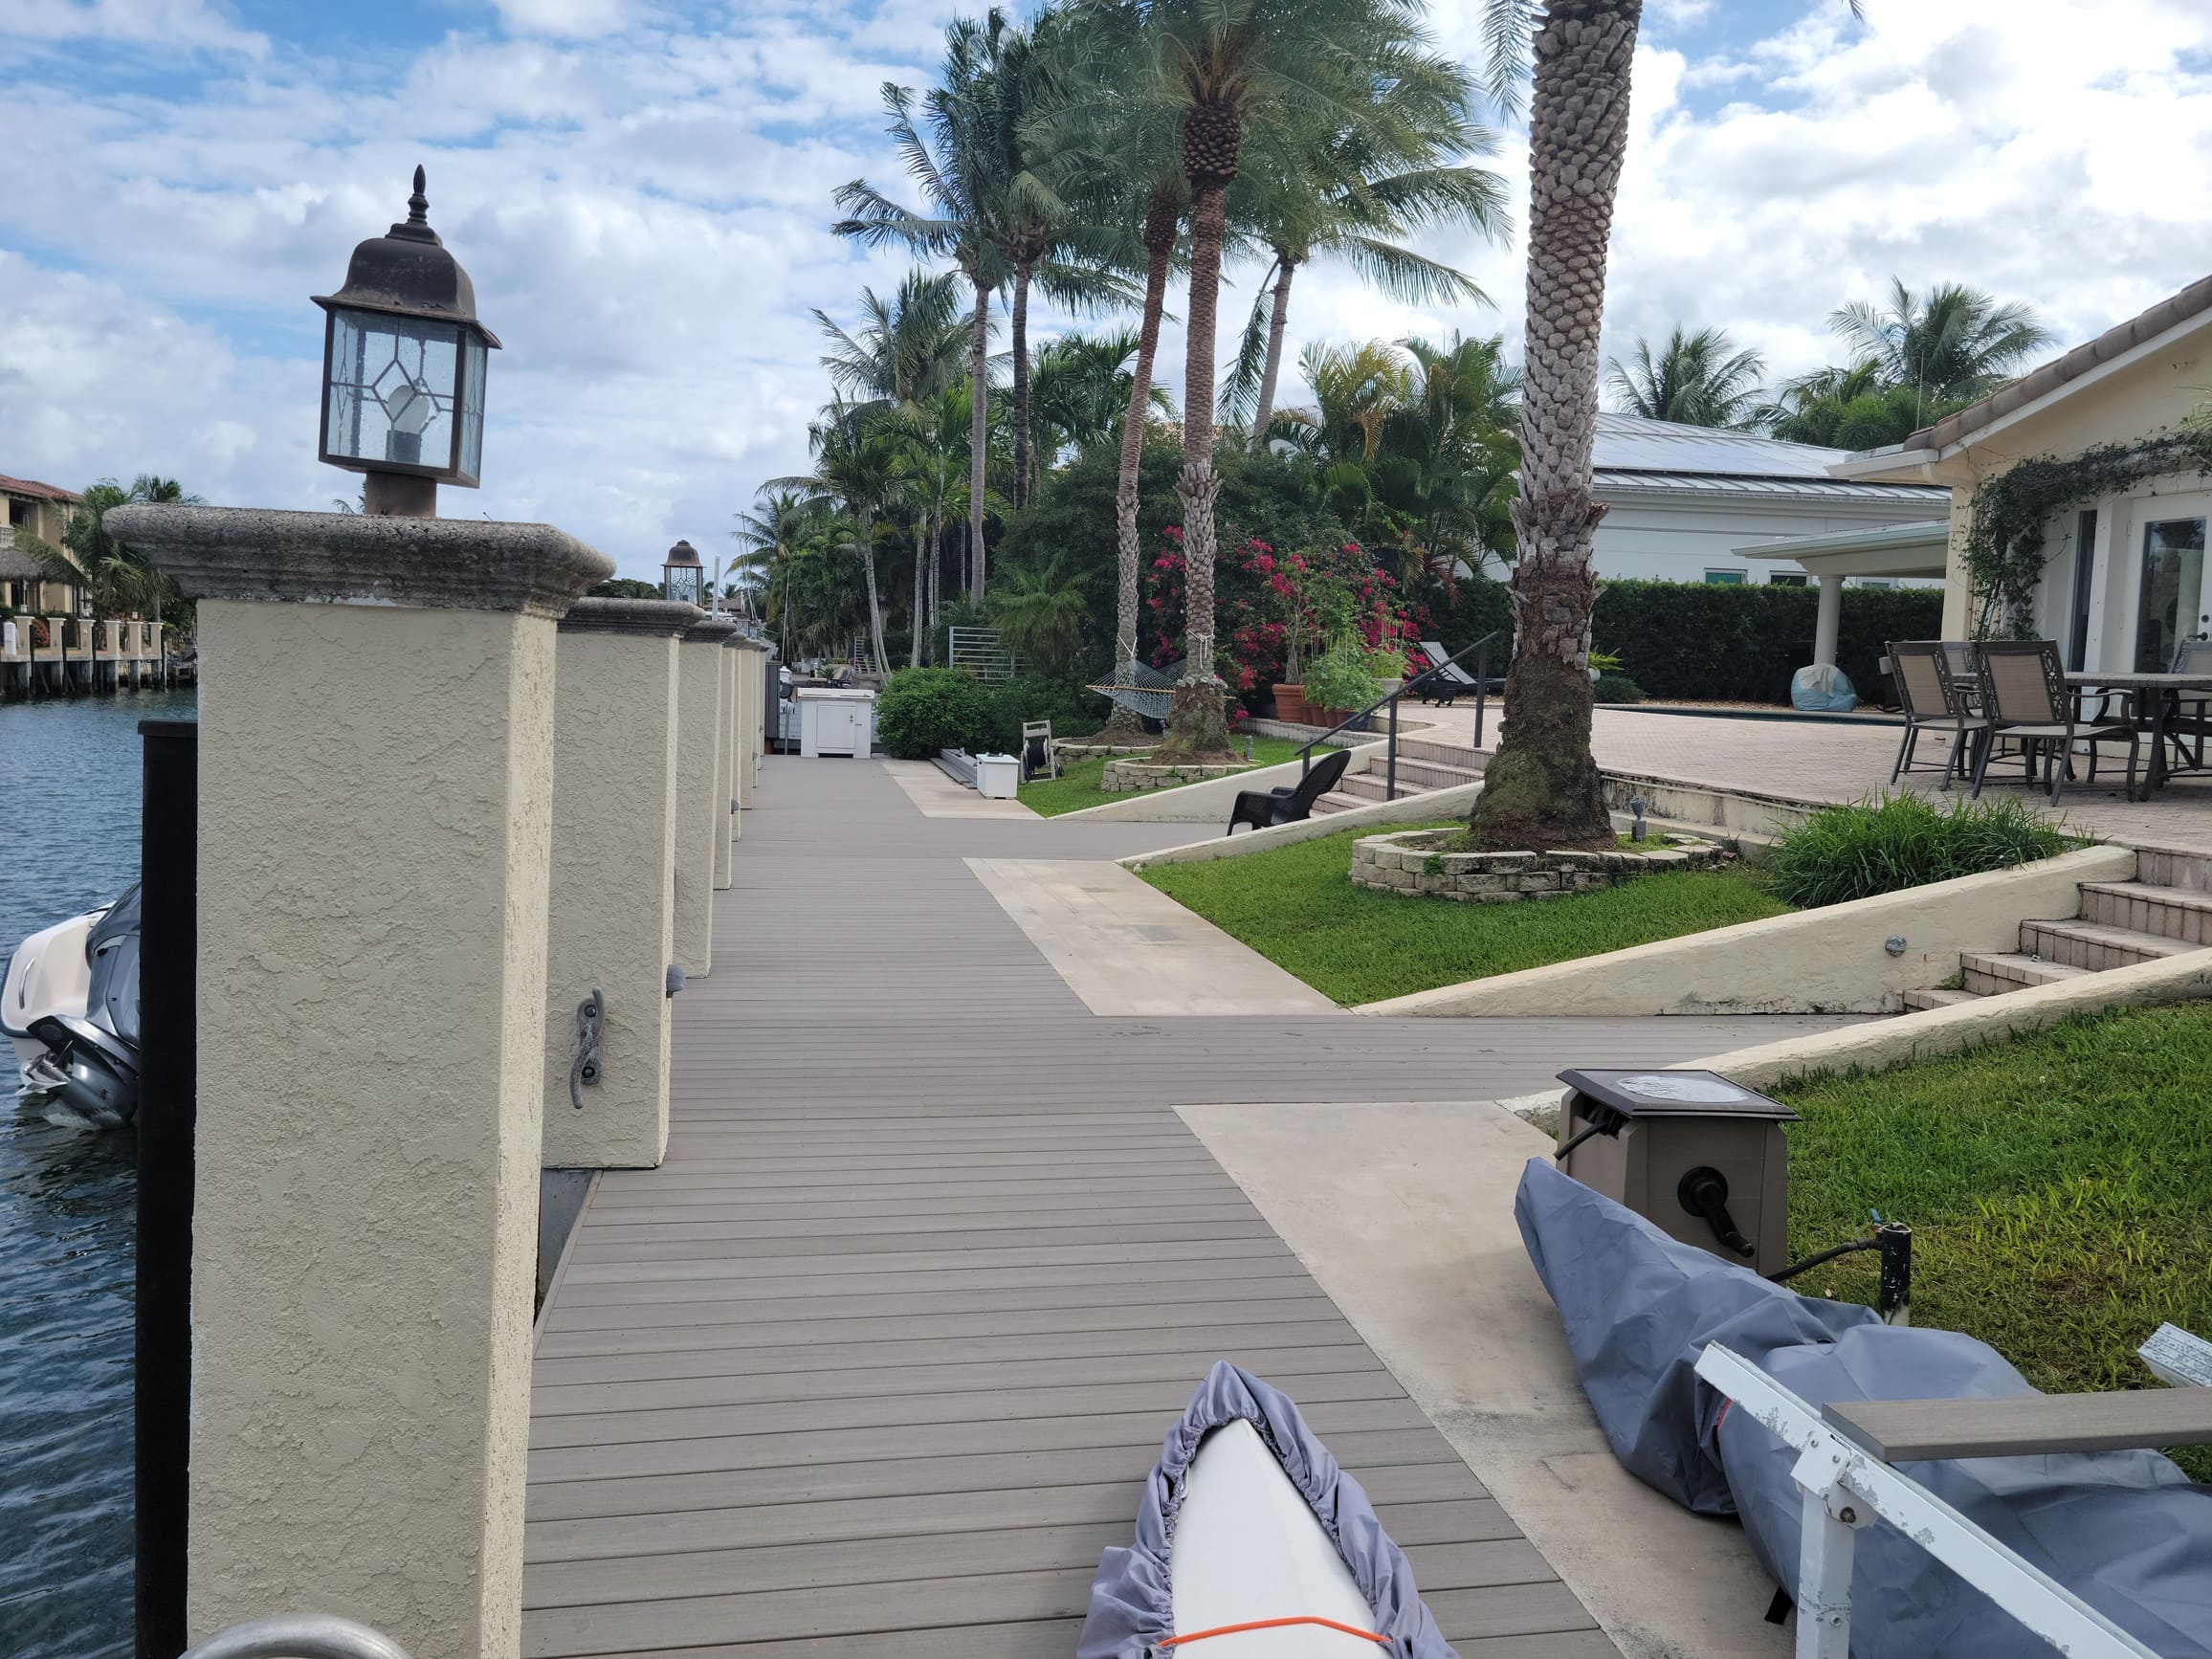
[525,756,1853,1656]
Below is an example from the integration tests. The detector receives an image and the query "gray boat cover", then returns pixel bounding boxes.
[1076,1360,1457,1658]
[1515,1156,2212,1657]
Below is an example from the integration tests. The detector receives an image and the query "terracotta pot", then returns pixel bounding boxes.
[1272,683,1308,724]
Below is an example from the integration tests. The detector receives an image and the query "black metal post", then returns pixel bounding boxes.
[136,718,197,1659]
[1875,1222,1913,1326]
[1385,692,1399,801]
[1474,637,1490,748]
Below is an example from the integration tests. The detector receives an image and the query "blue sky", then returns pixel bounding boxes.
[4,0,2210,579]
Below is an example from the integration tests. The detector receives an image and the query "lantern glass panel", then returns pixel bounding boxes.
[458,333,487,484]
[324,306,461,476]
[664,564,704,607]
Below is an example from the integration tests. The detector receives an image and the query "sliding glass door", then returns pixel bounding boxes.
[2134,510,2210,672]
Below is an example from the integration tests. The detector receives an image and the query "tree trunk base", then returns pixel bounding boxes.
[1096,699,1151,745]
[1152,681,1237,763]
[1466,744,1615,852]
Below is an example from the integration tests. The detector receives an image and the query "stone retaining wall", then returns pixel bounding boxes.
[1350,828,1720,902]
[1101,758,1255,794]
[1057,741,1158,761]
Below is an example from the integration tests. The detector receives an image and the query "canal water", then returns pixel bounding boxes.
[1,687,194,1659]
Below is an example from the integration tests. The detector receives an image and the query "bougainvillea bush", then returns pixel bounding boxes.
[1144,529,1416,711]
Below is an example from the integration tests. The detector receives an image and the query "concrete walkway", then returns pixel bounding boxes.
[522,756,1855,1657]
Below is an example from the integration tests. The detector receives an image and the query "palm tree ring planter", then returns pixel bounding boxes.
[1102,757,1256,794]
[1350,829,1722,902]
[1056,741,1159,762]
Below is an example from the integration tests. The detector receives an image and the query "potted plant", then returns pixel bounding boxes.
[1301,636,1382,728]
[1272,630,1310,725]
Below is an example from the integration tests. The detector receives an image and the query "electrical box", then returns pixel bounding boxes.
[974,753,1020,799]
[1555,1068,1798,1275]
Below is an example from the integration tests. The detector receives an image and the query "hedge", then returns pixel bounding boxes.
[874,666,1107,760]
[1591,580,1943,704]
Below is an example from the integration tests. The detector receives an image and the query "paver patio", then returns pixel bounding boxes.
[521,756,1855,1658]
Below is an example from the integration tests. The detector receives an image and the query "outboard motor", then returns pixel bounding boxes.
[8,885,142,1125]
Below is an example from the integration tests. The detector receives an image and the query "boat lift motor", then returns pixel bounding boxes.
[1553,1068,1798,1276]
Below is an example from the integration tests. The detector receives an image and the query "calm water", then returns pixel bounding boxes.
[0,687,195,1659]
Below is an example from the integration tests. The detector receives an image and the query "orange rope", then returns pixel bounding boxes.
[1161,1615,1389,1648]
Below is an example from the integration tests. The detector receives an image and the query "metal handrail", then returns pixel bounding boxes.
[181,1613,414,1659]
[1299,632,1500,802]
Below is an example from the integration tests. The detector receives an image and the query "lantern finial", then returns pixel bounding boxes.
[408,166,430,228]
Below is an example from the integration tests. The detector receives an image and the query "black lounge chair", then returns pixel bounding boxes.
[1416,640,1480,704]
[1227,745,1351,835]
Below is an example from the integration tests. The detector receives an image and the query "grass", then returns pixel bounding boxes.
[1138,822,1791,1005]
[1778,1004,2212,1477]
[1018,735,1311,817]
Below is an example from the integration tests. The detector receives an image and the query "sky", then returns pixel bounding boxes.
[3,0,2210,582]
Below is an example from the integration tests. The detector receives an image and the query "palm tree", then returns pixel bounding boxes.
[1028,327,1167,459]
[1379,331,1522,582]
[21,475,201,624]
[1832,278,2051,418]
[732,489,821,657]
[1225,58,1508,439]
[988,554,1090,674]
[1605,324,1766,429]
[813,270,970,409]
[1465,0,1861,852]
[1134,0,1427,759]
[771,400,911,677]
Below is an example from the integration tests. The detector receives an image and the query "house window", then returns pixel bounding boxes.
[1767,573,1808,587]
[7,498,31,528]
[1703,569,1746,586]
[2135,514,2208,672]
[2067,508,2098,671]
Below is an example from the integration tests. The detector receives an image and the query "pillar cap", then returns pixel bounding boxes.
[558,596,702,637]
[721,630,769,651]
[683,616,741,644]
[101,505,612,620]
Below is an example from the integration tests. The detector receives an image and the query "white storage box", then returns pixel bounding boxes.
[794,687,875,757]
[974,753,1020,799]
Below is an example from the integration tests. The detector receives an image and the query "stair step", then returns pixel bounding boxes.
[1959,952,2092,995]
[2079,881,2212,944]
[1387,758,1481,791]
[2017,918,2193,970]
[1903,986,1983,1010]
[2131,847,2212,894]
[1397,738,1485,771]
[1312,790,1365,815]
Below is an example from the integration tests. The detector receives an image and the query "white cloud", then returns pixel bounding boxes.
[4,0,265,53]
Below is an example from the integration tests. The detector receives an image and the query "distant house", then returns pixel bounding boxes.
[1833,275,2212,674]
[1,474,86,614]
[1587,412,1949,586]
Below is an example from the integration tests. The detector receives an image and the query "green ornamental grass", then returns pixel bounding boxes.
[1761,793,2072,908]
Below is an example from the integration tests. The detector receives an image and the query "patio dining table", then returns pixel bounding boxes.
[2066,671,2212,797]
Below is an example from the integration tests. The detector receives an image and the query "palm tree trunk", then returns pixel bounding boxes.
[968,280,990,600]
[1104,189,1179,744]
[1250,256,1296,443]
[928,514,941,645]
[910,522,924,668]
[1010,259,1033,511]
[1468,0,1641,853]
[1161,170,1232,759]
[857,515,890,678]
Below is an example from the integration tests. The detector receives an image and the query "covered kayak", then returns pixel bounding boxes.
[1078,1360,1456,1658]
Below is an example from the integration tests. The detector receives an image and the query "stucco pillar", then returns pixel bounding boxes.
[542,598,698,1169]
[675,616,737,975]
[728,635,764,813]
[105,504,610,1659]
[713,641,735,889]
[1941,486,1975,640]
[1812,573,1845,668]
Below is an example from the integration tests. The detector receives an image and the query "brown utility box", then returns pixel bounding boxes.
[1556,1069,1799,1275]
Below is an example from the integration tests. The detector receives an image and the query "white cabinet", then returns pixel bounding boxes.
[974,754,1019,798]
[794,688,874,758]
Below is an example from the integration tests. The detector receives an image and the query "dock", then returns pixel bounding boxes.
[521,759,1816,1657]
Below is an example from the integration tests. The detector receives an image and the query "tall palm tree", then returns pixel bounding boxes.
[1135,0,1427,758]
[1466,0,1861,852]
[1225,57,1508,439]
[1830,277,2052,422]
[771,400,910,677]
[812,270,970,409]
[1028,327,1166,459]
[732,489,821,657]
[1604,324,1766,429]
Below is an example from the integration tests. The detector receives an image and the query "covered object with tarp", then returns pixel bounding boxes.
[1078,1360,1458,1658]
[1515,1156,2212,1657]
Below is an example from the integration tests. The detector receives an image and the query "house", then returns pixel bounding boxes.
[1833,275,2212,673]
[1,474,86,614]
[1587,412,1949,586]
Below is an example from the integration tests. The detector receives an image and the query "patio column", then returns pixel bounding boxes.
[675,616,739,974]
[103,503,610,1659]
[713,640,735,891]
[542,597,699,1170]
[1813,573,1845,668]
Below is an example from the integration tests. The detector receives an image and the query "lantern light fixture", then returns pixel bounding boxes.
[662,541,705,608]
[313,166,500,518]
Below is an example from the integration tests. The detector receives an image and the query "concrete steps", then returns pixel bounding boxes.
[1910,847,2212,1010]
[1310,734,1486,817]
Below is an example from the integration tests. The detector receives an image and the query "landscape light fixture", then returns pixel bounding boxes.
[662,541,706,608]
[313,166,500,518]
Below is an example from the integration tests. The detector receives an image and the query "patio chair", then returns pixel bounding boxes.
[2161,637,2212,774]
[1971,639,2138,806]
[1019,719,1060,784]
[1226,745,1351,835]
[1416,640,1480,705]
[1887,640,1986,790]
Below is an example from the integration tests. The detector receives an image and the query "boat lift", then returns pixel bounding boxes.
[1695,1343,2163,1659]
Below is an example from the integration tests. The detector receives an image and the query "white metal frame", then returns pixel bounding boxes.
[1694,1344,2158,1659]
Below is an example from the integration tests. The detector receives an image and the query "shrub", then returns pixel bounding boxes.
[977,670,1104,750]
[1591,580,1943,704]
[1301,637,1399,717]
[874,666,990,759]
[1593,674,1646,703]
[1761,794,2073,908]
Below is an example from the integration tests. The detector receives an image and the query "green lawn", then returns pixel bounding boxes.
[1778,1004,2212,1475]
[1018,735,1312,817]
[1138,822,1791,1004]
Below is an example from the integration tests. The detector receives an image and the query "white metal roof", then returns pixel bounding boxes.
[1591,469,1948,502]
[1590,412,1857,478]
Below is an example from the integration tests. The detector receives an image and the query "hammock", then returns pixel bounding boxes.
[1088,657,1183,723]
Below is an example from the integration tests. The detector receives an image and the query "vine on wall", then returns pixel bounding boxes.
[1963,427,2212,638]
